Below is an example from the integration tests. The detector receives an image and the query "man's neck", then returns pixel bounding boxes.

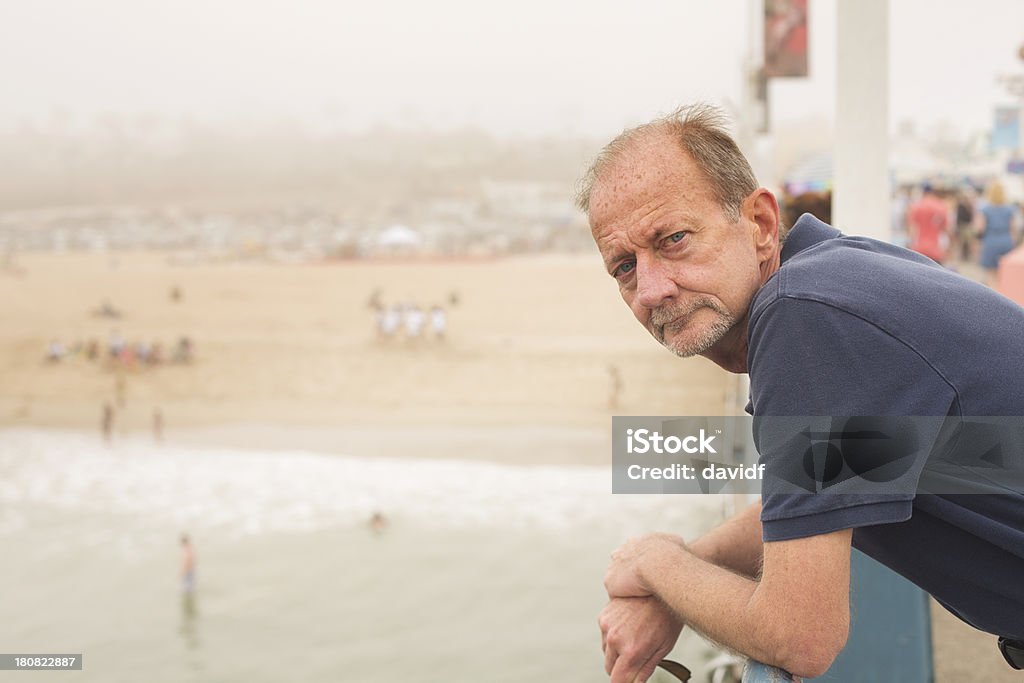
[702,315,750,374]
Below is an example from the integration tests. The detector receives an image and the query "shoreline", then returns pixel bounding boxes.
[0,420,614,467]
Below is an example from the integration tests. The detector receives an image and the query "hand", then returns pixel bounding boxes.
[599,596,683,683]
[604,533,685,599]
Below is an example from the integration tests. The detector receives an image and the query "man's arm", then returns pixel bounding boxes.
[688,501,764,578]
[605,528,852,679]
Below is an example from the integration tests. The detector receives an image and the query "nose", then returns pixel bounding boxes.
[633,255,677,309]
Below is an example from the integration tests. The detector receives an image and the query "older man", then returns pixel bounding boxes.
[579,104,1024,681]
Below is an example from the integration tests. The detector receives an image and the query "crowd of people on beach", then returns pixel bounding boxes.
[45,330,195,368]
[368,289,456,343]
[34,291,195,447]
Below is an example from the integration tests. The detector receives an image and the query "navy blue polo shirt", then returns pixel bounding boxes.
[746,214,1024,639]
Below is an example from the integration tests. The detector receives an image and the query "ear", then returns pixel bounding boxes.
[745,188,781,261]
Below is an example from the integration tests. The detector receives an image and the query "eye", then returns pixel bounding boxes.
[613,260,636,279]
[665,231,687,245]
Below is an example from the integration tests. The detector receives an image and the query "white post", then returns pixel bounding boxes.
[833,0,889,240]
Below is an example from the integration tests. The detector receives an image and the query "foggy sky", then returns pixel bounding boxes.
[1,0,1022,138]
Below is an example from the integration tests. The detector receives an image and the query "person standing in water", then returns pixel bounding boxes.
[180,534,196,594]
[179,533,200,649]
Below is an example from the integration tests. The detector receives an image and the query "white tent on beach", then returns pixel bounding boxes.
[376,224,422,248]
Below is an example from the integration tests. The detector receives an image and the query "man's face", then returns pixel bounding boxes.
[588,137,769,361]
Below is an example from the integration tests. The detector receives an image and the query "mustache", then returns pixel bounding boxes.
[649,297,724,339]
[650,298,715,327]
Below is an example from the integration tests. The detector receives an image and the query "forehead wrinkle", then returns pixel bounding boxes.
[591,165,710,237]
[594,193,667,245]
[594,180,697,251]
[588,130,720,222]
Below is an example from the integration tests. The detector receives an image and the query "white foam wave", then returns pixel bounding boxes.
[0,429,725,536]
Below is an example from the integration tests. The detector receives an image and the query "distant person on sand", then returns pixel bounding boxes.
[174,336,194,363]
[94,299,121,319]
[101,402,114,444]
[136,341,151,364]
[404,304,425,341]
[45,338,65,363]
[153,408,164,443]
[108,329,125,359]
[115,374,126,408]
[367,288,383,311]
[150,341,164,365]
[170,286,182,303]
[429,305,447,341]
[607,364,623,410]
[180,534,196,594]
[374,306,390,341]
[379,305,401,341]
[15,394,32,419]
[119,343,137,371]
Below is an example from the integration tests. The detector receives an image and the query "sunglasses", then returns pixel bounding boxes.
[657,659,691,682]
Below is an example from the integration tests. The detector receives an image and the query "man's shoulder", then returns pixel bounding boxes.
[750,234,941,325]
[746,232,1024,416]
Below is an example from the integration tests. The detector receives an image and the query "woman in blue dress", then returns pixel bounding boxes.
[978,181,1020,283]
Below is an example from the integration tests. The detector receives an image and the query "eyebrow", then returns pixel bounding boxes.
[603,247,633,273]
[651,215,697,236]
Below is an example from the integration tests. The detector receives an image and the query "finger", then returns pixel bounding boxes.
[599,616,608,654]
[609,649,642,683]
[628,644,671,683]
[633,657,661,683]
[604,643,618,676]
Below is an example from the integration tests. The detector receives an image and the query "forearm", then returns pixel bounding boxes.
[688,501,764,579]
[638,539,846,679]
[609,526,853,679]
[640,543,779,666]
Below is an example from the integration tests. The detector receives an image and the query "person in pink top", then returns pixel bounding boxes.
[907,183,952,264]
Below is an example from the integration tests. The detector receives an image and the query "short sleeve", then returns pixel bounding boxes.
[748,297,958,542]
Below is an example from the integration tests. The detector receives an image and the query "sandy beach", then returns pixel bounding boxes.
[0,251,730,449]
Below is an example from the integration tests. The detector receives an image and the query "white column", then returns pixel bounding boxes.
[833,0,889,240]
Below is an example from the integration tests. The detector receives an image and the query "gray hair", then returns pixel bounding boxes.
[575,103,758,222]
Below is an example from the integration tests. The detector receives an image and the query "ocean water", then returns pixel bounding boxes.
[0,429,731,682]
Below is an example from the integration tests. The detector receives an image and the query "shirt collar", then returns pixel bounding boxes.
[780,213,842,264]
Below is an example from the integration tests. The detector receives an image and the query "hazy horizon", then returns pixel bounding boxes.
[2,0,1023,140]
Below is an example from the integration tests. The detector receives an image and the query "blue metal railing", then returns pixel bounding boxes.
[742,660,799,682]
